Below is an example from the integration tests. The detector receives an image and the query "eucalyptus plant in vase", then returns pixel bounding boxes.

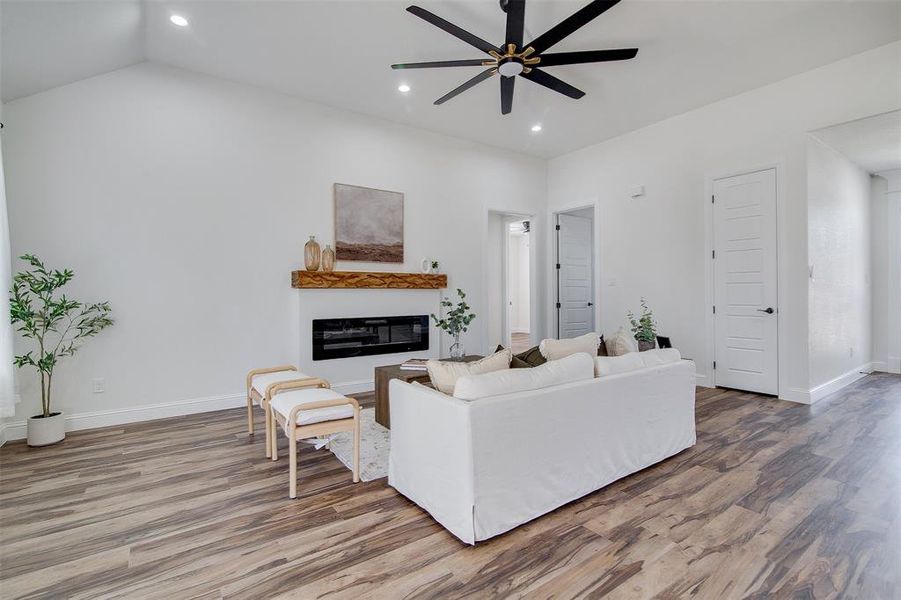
[431,288,476,360]
[9,255,114,446]
[627,297,657,352]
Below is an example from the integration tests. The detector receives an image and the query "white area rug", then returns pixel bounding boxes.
[328,408,390,482]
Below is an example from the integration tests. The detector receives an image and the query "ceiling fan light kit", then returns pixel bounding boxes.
[391,0,638,115]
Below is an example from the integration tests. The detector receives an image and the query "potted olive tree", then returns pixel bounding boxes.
[9,255,113,446]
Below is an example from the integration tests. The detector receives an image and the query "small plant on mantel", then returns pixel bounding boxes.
[627,297,657,351]
[431,288,475,360]
[9,254,114,446]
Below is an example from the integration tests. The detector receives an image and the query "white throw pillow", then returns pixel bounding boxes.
[639,348,681,368]
[538,332,599,361]
[426,349,512,395]
[454,353,595,400]
[594,353,645,377]
[605,327,638,356]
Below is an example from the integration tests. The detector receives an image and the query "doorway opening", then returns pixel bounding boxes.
[507,219,532,353]
[554,207,595,339]
[485,211,535,353]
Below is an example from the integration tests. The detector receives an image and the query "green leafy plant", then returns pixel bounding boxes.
[431,288,475,338]
[627,297,657,343]
[9,254,114,418]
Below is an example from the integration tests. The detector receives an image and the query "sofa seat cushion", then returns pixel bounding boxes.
[427,350,512,395]
[639,348,681,368]
[269,388,354,426]
[539,332,600,361]
[594,353,644,377]
[251,370,311,400]
[454,352,595,400]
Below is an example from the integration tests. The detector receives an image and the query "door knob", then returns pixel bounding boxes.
[587,302,594,307]
[757,307,775,314]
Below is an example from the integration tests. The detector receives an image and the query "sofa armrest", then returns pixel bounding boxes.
[387,380,476,544]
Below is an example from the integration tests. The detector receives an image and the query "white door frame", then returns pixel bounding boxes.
[704,161,784,393]
[484,208,539,352]
[551,203,599,339]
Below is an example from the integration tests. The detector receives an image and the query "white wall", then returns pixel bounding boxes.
[872,169,901,374]
[806,137,872,390]
[1,62,546,431]
[547,41,901,401]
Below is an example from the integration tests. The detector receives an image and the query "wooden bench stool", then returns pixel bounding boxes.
[246,365,313,458]
[268,378,361,498]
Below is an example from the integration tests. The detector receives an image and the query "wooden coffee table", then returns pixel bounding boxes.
[374,356,482,429]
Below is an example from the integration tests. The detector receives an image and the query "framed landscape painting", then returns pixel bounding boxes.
[334,183,404,263]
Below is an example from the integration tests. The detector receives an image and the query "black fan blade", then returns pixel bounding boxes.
[527,0,621,55]
[521,68,585,99]
[407,6,500,55]
[392,59,486,70]
[505,0,525,49]
[435,68,496,105]
[538,48,637,66]
[500,75,515,114]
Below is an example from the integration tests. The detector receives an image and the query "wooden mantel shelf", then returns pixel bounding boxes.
[292,270,447,290]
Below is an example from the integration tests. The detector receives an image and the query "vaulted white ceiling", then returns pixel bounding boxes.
[812,110,901,174]
[3,0,900,157]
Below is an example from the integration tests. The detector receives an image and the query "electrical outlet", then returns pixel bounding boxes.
[93,378,105,393]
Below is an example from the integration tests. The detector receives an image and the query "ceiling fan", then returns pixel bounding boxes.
[391,0,638,115]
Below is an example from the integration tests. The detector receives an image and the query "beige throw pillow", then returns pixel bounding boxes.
[538,332,600,361]
[426,349,512,395]
[605,327,639,356]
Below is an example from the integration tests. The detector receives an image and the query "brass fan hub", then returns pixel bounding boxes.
[482,44,541,75]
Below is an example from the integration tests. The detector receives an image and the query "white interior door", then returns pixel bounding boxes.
[557,213,594,338]
[713,168,778,394]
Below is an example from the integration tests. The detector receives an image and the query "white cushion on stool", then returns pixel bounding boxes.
[251,371,311,400]
[270,388,354,426]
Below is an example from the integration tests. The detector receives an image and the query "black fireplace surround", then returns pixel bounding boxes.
[312,315,429,360]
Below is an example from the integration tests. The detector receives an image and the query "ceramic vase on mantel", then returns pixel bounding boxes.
[304,236,321,271]
[321,244,336,272]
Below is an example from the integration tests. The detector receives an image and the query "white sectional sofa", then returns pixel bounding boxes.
[388,352,696,544]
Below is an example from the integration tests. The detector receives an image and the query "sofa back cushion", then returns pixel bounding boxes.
[594,347,682,377]
[454,352,595,400]
[594,353,644,377]
[538,332,600,361]
[639,348,681,368]
[427,349,512,395]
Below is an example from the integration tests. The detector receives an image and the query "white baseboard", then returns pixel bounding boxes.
[1,392,247,442]
[0,379,379,443]
[779,387,813,404]
[873,357,901,374]
[806,363,872,404]
[694,372,714,388]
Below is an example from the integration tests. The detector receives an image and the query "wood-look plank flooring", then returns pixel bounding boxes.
[1,374,899,599]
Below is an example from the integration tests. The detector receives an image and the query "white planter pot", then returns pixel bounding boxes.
[27,412,66,447]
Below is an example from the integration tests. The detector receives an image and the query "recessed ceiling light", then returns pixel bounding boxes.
[397,84,411,93]
[170,14,189,27]
[531,124,542,133]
